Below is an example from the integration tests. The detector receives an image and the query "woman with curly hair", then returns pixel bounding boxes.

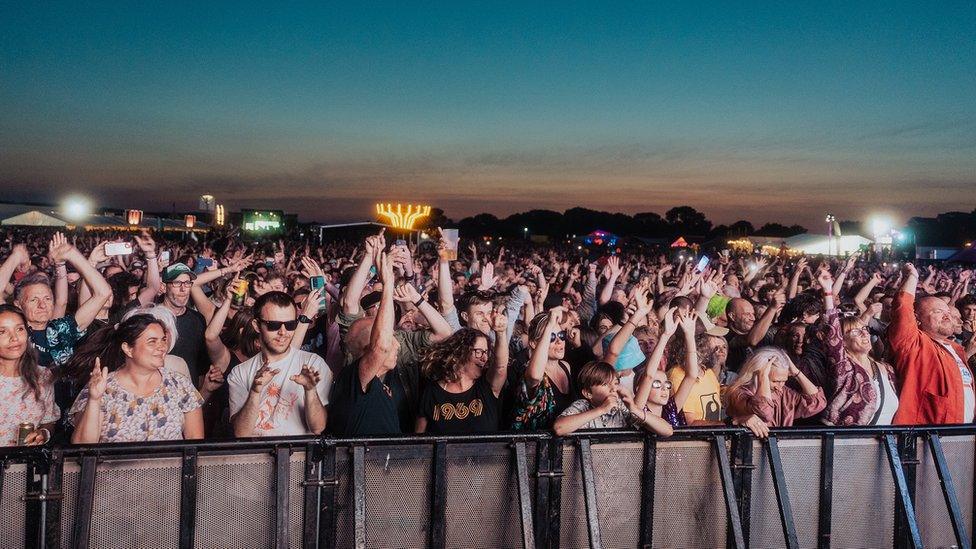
[415,317,509,434]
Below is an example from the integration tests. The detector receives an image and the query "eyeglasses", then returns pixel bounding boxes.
[471,348,488,358]
[167,281,193,288]
[550,331,567,343]
[258,319,299,331]
[650,380,673,390]
[846,327,871,337]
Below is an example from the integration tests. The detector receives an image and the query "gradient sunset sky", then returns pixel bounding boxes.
[2,2,974,229]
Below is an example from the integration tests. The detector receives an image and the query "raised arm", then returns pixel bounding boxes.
[71,359,107,444]
[746,288,784,346]
[598,256,621,306]
[671,310,700,411]
[787,257,807,299]
[0,244,29,300]
[48,233,69,318]
[524,307,563,388]
[358,251,396,390]
[341,229,384,316]
[854,272,882,313]
[487,310,510,397]
[604,282,652,366]
[133,231,162,306]
[634,308,678,410]
[58,242,111,331]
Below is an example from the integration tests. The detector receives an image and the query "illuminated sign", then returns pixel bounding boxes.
[126,210,143,225]
[242,210,284,233]
[185,214,196,228]
[215,204,225,226]
[375,203,431,230]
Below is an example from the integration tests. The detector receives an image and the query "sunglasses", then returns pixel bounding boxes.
[650,380,673,390]
[550,331,567,343]
[258,319,299,331]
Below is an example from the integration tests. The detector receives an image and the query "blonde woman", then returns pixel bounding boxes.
[725,347,825,427]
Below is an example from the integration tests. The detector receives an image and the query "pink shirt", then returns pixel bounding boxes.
[0,370,60,446]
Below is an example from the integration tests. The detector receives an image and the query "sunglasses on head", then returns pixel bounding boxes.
[650,380,673,390]
[258,318,299,331]
[550,331,567,343]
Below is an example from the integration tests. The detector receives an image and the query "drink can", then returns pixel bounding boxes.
[18,422,35,445]
[231,279,249,308]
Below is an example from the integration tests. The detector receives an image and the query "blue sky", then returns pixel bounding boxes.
[1,2,974,227]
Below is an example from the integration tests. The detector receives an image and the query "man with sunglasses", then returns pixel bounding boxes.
[228,291,331,437]
[161,263,209,384]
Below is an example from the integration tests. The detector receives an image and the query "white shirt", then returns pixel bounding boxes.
[228,348,331,436]
[870,371,899,426]
[939,342,975,423]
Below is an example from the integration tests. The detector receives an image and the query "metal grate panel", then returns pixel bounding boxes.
[444,442,536,549]
[61,460,80,547]
[288,452,306,549]
[916,435,974,549]
[0,463,28,547]
[651,439,728,549]
[749,438,821,549]
[194,453,275,548]
[830,438,895,549]
[90,457,182,548]
[335,444,433,549]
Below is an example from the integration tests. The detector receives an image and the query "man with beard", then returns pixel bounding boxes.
[161,263,209,383]
[890,263,972,424]
[228,291,330,437]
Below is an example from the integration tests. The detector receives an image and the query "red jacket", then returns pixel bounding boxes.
[889,291,971,425]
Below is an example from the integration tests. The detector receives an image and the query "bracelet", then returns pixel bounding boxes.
[145,254,157,260]
[55,262,66,269]
[413,298,424,307]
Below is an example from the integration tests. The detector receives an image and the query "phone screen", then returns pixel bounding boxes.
[695,256,709,273]
[309,276,327,312]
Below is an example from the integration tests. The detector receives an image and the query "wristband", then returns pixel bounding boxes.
[145,254,157,259]
[413,298,424,308]
[55,262,66,269]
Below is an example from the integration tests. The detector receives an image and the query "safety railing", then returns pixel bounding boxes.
[1,425,974,548]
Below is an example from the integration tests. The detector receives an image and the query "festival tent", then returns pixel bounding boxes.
[947,246,976,264]
[783,233,872,256]
[1,210,70,227]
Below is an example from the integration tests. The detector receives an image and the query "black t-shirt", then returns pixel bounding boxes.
[420,377,499,435]
[725,329,774,373]
[328,360,404,437]
[172,308,208,383]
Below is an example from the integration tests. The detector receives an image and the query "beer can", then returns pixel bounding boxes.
[18,422,35,445]
[231,279,249,308]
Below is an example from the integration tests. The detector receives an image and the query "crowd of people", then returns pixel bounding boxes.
[1,224,975,447]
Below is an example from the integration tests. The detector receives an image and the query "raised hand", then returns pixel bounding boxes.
[289,363,322,390]
[133,230,156,255]
[88,358,109,401]
[303,288,325,317]
[378,251,395,285]
[662,307,679,336]
[677,309,697,335]
[201,364,226,394]
[479,262,498,291]
[300,256,324,279]
[598,391,620,413]
[47,232,72,263]
[251,363,279,394]
[490,309,508,334]
[902,262,918,279]
[393,282,422,304]
[607,256,621,278]
[817,269,834,291]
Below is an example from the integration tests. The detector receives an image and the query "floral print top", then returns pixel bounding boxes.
[30,316,84,368]
[0,369,60,446]
[68,369,203,442]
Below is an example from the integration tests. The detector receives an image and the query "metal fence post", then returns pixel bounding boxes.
[71,454,98,549]
[513,440,536,549]
[715,434,746,549]
[548,437,565,549]
[178,447,198,549]
[884,434,922,549]
[274,445,292,549]
[533,438,551,548]
[766,435,799,549]
[639,434,656,549]
[429,441,447,549]
[818,433,834,549]
[578,438,603,549]
[729,431,753,549]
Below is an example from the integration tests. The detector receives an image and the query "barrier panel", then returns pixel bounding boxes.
[1,426,975,548]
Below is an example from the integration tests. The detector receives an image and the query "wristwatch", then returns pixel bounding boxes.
[298,315,313,324]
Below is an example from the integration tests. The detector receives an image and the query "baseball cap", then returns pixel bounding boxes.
[162,263,197,283]
[705,325,730,337]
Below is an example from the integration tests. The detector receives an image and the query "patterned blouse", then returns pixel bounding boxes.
[69,369,203,442]
[822,308,898,426]
[0,369,60,446]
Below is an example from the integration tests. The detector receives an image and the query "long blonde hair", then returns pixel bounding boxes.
[723,347,793,405]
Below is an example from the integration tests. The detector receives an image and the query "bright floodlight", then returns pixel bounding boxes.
[869,215,892,238]
[62,196,91,220]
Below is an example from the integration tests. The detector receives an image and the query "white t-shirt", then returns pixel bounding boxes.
[870,371,899,426]
[939,342,975,423]
[228,348,331,436]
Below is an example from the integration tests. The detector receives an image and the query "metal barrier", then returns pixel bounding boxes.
[1,426,975,548]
